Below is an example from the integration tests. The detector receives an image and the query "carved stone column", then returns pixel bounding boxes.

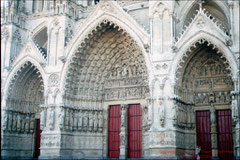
[232,91,240,159]
[120,104,128,159]
[210,104,218,159]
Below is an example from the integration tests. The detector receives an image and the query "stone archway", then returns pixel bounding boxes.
[1,61,44,159]
[175,41,235,159]
[61,20,150,158]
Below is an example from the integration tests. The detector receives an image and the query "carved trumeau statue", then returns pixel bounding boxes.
[121,109,126,127]
[121,105,127,127]
[120,132,126,146]
[210,104,216,125]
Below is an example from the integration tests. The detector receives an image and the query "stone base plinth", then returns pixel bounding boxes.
[149,148,195,159]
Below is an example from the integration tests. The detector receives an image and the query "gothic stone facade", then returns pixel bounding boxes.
[1,0,240,159]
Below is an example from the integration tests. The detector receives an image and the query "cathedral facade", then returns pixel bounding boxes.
[1,0,239,159]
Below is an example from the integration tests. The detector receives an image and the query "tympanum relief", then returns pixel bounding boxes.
[104,54,149,101]
[179,47,234,106]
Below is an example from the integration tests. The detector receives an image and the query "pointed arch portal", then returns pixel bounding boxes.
[63,20,149,104]
[2,61,44,159]
[62,20,149,158]
[175,41,234,160]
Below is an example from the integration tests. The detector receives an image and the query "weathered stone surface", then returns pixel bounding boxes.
[1,0,239,159]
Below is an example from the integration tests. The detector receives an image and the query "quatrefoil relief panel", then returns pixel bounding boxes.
[48,74,60,87]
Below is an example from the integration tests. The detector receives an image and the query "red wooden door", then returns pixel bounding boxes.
[196,111,212,159]
[108,105,121,158]
[34,119,42,158]
[128,104,142,158]
[217,110,234,160]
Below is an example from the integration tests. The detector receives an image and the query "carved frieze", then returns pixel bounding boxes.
[2,110,35,134]
[174,101,195,129]
[41,135,61,148]
[149,132,176,146]
[59,106,104,133]
[194,91,231,105]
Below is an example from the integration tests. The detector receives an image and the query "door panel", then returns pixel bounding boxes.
[217,110,234,160]
[34,119,41,158]
[196,111,212,159]
[108,105,121,158]
[128,104,142,158]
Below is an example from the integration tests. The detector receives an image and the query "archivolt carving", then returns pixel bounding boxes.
[174,40,234,107]
[3,61,44,135]
[175,39,232,82]
[64,21,149,106]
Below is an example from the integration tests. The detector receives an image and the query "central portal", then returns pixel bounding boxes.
[63,21,149,158]
[108,104,142,158]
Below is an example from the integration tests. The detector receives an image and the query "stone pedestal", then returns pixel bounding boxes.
[119,145,127,159]
[211,125,218,159]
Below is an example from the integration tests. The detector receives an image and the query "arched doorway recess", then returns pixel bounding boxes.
[1,61,44,159]
[62,20,150,158]
[175,40,234,160]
